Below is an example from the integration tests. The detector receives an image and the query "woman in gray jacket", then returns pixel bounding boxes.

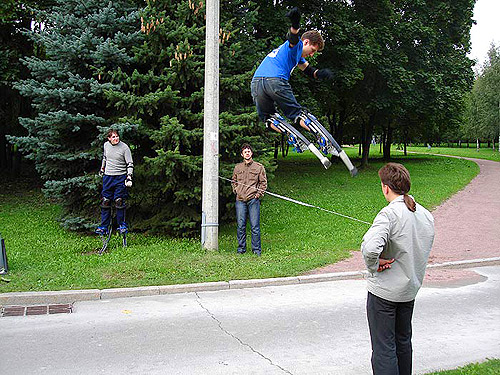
[362,163,435,375]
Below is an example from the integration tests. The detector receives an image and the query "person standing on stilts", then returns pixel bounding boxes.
[96,129,134,235]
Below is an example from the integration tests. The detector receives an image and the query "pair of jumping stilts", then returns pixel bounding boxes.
[267,111,358,177]
[97,205,127,255]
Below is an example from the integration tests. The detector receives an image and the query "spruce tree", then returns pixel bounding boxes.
[8,0,142,230]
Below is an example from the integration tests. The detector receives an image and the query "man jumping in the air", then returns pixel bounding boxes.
[251,7,357,176]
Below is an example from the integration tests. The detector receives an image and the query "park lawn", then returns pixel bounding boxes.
[394,145,500,162]
[0,149,479,292]
[425,359,500,374]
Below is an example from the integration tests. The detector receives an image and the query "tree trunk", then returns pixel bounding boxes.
[12,145,21,175]
[328,109,337,140]
[337,108,346,147]
[282,135,289,157]
[0,135,7,171]
[361,115,375,167]
[359,123,363,156]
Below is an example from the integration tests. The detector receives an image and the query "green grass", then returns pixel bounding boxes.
[425,359,500,374]
[0,148,480,292]
[395,145,500,162]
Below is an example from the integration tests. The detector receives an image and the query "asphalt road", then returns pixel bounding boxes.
[2,266,500,375]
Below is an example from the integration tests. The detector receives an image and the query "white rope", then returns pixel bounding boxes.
[219,176,372,226]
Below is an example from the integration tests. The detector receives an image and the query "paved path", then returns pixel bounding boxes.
[307,157,500,281]
[2,265,499,375]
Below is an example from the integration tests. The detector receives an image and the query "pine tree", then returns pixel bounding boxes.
[8,0,143,230]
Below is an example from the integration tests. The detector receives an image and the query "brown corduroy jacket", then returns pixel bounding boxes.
[232,160,267,202]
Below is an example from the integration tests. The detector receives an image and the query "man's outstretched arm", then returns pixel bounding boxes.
[286,7,301,47]
[299,62,334,80]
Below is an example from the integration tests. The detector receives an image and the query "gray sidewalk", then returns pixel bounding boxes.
[1,265,499,374]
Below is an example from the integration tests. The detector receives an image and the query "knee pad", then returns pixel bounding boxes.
[294,116,302,127]
[115,198,126,209]
[100,197,111,209]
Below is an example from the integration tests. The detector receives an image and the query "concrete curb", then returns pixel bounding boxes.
[1,257,499,306]
[426,257,500,269]
[0,289,101,306]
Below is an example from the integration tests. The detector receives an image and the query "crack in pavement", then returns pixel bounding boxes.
[195,292,294,375]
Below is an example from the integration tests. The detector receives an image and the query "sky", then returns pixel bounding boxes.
[469,0,500,68]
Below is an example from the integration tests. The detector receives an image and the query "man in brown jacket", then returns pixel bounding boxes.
[232,143,267,255]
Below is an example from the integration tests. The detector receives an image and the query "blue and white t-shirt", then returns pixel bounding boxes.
[253,40,306,81]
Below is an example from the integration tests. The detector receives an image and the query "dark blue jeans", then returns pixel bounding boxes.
[101,174,128,228]
[235,199,261,254]
[367,292,415,375]
[251,77,302,122]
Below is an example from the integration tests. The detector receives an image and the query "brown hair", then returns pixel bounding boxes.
[240,143,253,154]
[301,30,324,51]
[107,128,119,138]
[378,163,416,212]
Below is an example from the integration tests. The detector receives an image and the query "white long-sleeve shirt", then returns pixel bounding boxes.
[361,195,435,302]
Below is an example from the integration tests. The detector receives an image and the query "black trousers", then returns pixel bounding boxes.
[367,292,415,375]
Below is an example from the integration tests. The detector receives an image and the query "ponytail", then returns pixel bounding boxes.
[379,163,416,212]
[403,194,416,212]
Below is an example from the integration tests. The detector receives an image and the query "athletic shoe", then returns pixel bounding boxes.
[95,226,108,235]
[118,224,128,234]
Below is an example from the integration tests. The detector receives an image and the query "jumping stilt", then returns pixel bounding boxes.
[299,111,358,176]
[267,114,332,169]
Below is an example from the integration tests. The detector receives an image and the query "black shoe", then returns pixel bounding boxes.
[237,250,246,254]
[253,251,261,257]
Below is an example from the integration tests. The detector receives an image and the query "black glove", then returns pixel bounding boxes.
[316,69,334,81]
[286,7,301,30]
